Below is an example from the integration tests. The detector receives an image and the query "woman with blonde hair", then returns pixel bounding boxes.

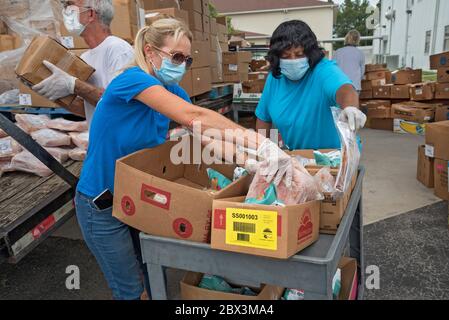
[74,16,281,300]
[334,29,365,93]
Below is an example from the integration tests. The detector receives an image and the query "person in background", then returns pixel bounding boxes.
[334,29,365,93]
[256,21,366,151]
[31,0,134,127]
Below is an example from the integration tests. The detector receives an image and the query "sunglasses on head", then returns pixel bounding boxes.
[153,46,193,68]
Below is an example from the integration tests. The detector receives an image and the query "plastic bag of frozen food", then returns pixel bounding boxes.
[0,160,14,177]
[31,128,71,147]
[69,132,89,150]
[45,147,69,163]
[331,107,360,198]
[69,148,86,161]
[0,128,8,138]
[0,137,22,160]
[47,118,88,132]
[11,147,67,177]
[15,114,50,132]
[314,167,336,194]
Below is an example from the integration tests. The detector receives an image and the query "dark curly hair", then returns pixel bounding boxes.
[267,20,325,78]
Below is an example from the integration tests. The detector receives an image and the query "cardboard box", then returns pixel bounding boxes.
[250,60,268,72]
[219,41,229,52]
[0,34,20,52]
[233,83,262,103]
[218,28,228,43]
[210,50,218,68]
[191,41,210,68]
[435,83,449,99]
[248,72,268,81]
[361,100,392,109]
[202,15,210,34]
[209,18,218,35]
[216,16,227,26]
[15,36,95,108]
[430,51,449,70]
[203,32,210,44]
[59,24,89,49]
[391,101,435,123]
[179,69,193,97]
[192,31,204,41]
[0,20,7,34]
[338,257,358,300]
[435,105,449,122]
[242,79,266,94]
[145,8,189,26]
[222,51,252,65]
[361,79,386,90]
[367,105,391,119]
[365,64,387,72]
[434,159,449,200]
[211,196,320,259]
[223,63,249,81]
[410,82,435,101]
[425,121,449,161]
[210,67,223,83]
[69,49,88,57]
[187,10,203,32]
[394,119,426,135]
[369,118,393,131]
[18,82,58,108]
[180,272,285,300]
[202,0,209,16]
[417,145,435,188]
[112,138,252,243]
[438,67,449,83]
[372,85,392,99]
[390,85,411,99]
[110,0,143,44]
[359,90,372,100]
[192,67,211,96]
[391,69,422,85]
[365,70,390,81]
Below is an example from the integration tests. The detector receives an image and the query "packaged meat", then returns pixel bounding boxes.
[47,118,88,132]
[314,167,336,193]
[0,160,14,177]
[31,129,71,147]
[11,147,68,177]
[45,147,70,163]
[69,148,86,161]
[0,137,22,160]
[0,128,7,138]
[69,132,89,150]
[15,114,50,132]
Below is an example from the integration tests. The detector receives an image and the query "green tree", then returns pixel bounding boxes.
[334,0,375,49]
[209,2,235,35]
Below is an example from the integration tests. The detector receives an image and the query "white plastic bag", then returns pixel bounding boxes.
[11,147,67,177]
[47,118,88,132]
[69,148,86,161]
[31,128,71,147]
[15,114,50,132]
[0,136,22,160]
[69,132,89,150]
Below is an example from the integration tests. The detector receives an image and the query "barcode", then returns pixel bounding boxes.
[237,233,250,242]
[233,222,256,234]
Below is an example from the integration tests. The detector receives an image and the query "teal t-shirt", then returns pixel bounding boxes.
[255,58,353,150]
[77,66,191,197]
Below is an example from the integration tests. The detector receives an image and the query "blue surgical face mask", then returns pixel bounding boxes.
[151,55,186,86]
[279,57,310,81]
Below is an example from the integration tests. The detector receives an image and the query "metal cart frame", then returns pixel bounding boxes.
[140,168,365,300]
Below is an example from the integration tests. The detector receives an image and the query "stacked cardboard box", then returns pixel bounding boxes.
[424,121,449,200]
[0,22,21,52]
[222,51,252,83]
[210,17,230,84]
[361,100,393,131]
[430,51,449,100]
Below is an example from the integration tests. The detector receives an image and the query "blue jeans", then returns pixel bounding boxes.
[74,190,150,300]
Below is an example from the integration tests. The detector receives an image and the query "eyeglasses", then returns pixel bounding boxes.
[153,46,193,68]
[62,2,92,13]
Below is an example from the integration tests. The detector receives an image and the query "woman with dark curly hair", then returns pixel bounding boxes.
[256,20,366,150]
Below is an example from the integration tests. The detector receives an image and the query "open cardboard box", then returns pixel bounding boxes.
[289,149,357,235]
[180,272,285,300]
[211,196,320,259]
[338,257,358,300]
[113,137,252,243]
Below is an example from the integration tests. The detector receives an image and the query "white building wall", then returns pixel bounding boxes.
[374,0,449,69]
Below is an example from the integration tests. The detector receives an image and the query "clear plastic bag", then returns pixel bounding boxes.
[0,128,8,138]
[69,148,86,161]
[331,107,360,198]
[15,114,50,132]
[0,136,23,160]
[31,128,71,147]
[0,89,19,105]
[0,160,14,177]
[69,132,89,150]
[47,118,88,132]
[11,146,67,177]
[314,167,336,194]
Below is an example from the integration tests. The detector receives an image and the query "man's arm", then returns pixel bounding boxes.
[74,79,104,106]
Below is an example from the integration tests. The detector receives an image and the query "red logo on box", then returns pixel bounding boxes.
[121,196,136,216]
[214,209,226,230]
[32,215,56,240]
[141,184,171,210]
[173,218,193,238]
[298,209,313,244]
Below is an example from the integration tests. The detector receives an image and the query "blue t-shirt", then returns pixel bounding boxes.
[255,58,353,150]
[77,66,191,197]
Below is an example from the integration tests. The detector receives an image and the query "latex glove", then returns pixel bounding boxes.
[256,139,293,187]
[339,107,367,131]
[32,60,76,101]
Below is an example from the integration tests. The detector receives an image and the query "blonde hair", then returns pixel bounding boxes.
[132,16,193,74]
[344,30,361,46]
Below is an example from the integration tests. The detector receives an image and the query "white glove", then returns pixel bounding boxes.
[32,60,76,101]
[339,107,367,131]
[256,138,293,187]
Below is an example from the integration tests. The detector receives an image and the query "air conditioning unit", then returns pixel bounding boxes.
[385,55,400,70]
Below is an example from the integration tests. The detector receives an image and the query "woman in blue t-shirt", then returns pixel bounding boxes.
[74,17,266,300]
[256,20,367,150]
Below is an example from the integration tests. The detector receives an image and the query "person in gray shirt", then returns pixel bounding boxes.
[334,30,365,92]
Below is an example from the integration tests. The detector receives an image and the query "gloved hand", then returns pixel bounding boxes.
[32,60,77,101]
[256,138,294,187]
[339,107,367,131]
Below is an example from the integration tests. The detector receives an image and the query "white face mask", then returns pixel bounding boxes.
[62,5,90,36]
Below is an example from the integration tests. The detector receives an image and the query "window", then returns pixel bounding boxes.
[444,25,449,52]
[424,30,431,54]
